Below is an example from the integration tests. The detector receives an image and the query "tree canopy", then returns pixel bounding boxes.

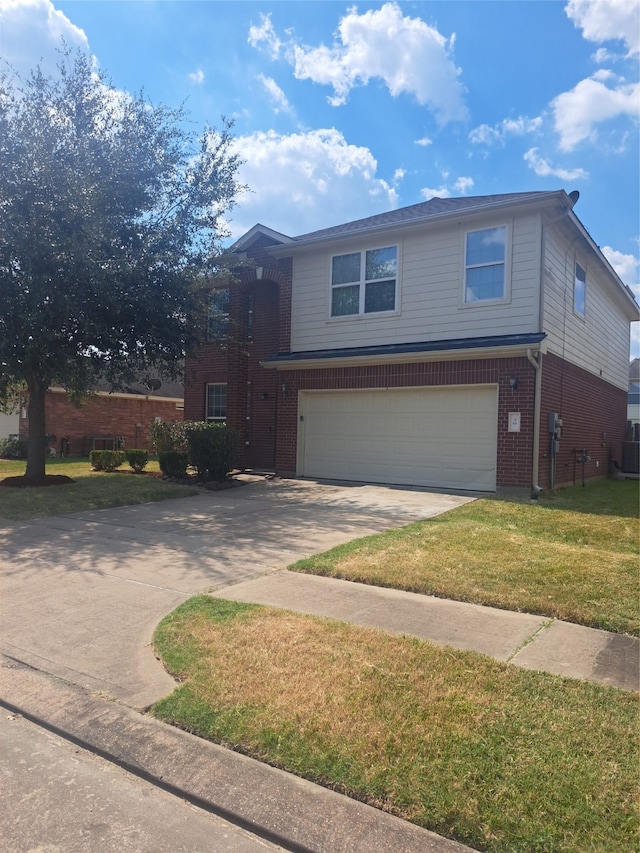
[0,50,244,482]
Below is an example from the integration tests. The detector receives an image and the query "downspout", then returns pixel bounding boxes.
[527,347,542,497]
[528,206,549,499]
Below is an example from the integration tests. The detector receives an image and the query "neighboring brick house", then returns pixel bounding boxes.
[19,377,183,457]
[184,191,639,492]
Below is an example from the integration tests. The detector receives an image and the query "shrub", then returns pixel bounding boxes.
[158,450,189,479]
[0,436,27,459]
[90,449,126,472]
[186,422,238,482]
[125,449,149,473]
[150,420,188,454]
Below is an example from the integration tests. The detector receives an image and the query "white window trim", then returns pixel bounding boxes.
[205,383,227,422]
[328,244,400,320]
[461,223,511,307]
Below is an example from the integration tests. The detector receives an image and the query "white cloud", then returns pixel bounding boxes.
[229,128,398,237]
[420,175,474,200]
[0,0,90,80]
[469,115,543,146]
[253,3,468,124]
[600,245,639,358]
[453,177,474,194]
[257,74,292,114]
[421,186,450,200]
[415,136,433,147]
[248,13,282,59]
[188,69,205,85]
[565,0,639,57]
[524,148,589,181]
[552,74,639,150]
[592,47,616,62]
[602,246,640,288]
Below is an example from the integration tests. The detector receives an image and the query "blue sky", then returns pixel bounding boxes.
[2,0,639,354]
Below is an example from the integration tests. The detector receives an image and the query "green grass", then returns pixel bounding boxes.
[290,480,640,635]
[152,596,640,853]
[0,457,202,519]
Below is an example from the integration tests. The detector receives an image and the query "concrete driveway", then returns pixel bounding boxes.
[0,477,473,708]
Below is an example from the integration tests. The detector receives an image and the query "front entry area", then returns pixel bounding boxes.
[297,385,498,491]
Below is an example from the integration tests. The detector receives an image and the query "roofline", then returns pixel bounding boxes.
[229,223,294,253]
[48,386,184,403]
[267,191,570,257]
[261,334,547,371]
[565,210,640,318]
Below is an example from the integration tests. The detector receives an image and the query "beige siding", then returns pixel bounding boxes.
[542,229,630,390]
[290,212,542,352]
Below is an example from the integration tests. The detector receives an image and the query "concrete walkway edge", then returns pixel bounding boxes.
[216,571,640,692]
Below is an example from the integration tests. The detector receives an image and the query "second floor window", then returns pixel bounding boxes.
[465,226,506,303]
[574,262,586,318]
[331,246,397,317]
[208,288,230,340]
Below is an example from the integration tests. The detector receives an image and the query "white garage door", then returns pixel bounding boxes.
[298,386,497,491]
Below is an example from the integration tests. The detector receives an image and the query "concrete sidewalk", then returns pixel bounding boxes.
[216,570,640,692]
[1,476,637,853]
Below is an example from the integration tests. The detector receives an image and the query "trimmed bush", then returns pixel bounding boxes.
[125,449,149,473]
[90,449,126,472]
[150,420,188,454]
[186,422,238,482]
[158,450,189,479]
[0,436,27,459]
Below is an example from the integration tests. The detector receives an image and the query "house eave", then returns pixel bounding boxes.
[261,334,547,371]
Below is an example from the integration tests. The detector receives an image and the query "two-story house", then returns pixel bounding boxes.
[184,190,639,493]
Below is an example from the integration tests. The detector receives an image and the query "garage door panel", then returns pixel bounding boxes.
[299,387,497,491]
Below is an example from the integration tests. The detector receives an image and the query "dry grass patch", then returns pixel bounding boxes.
[291,481,640,635]
[152,596,639,853]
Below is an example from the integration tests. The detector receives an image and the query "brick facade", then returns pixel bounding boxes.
[538,353,627,488]
[183,240,292,470]
[272,356,538,488]
[19,389,183,456]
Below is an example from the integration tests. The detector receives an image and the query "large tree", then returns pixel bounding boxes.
[0,50,243,483]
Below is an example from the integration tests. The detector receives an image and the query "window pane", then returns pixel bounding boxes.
[206,384,227,420]
[466,227,506,266]
[365,279,395,313]
[575,263,586,317]
[331,284,359,316]
[465,264,504,302]
[208,288,230,339]
[332,253,360,285]
[366,246,396,280]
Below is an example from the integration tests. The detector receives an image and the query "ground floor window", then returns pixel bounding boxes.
[206,383,227,422]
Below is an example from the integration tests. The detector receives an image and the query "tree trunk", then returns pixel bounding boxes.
[24,376,48,483]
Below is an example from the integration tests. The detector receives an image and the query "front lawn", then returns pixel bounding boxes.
[0,457,202,519]
[291,480,640,635]
[152,596,639,853]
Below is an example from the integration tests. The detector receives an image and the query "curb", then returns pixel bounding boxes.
[1,656,477,853]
